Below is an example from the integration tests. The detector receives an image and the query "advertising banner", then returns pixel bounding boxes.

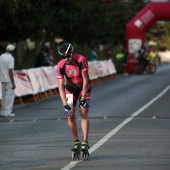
[41,66,58,89]
[0,82,1,100]
[22,68,43,94]
[0,60,117,104]
[88,60,116,79]
[14,72,33,97]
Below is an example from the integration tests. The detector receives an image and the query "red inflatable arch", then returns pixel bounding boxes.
[125,2,170,73]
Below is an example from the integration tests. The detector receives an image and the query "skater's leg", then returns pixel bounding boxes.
[67,106,79,141]
[79,107,90,141]
[78,85,91,142]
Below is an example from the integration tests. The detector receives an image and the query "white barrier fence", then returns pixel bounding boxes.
[0,59,117,103]
[158,51,170,62]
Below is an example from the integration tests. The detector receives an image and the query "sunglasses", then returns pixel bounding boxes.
[62,53,72,59]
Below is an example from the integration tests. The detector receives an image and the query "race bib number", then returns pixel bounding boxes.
[66,94,73,105]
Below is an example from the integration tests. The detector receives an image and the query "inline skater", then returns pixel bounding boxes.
[56,43,91,160]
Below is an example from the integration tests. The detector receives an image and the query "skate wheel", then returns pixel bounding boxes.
[72,151,75,161]
[81,151,89,160]
[72,151,80,161]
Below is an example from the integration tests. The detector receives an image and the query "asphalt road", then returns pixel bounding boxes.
[0,62,170,170]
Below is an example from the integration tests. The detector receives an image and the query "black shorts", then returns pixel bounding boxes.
[65,84,91,106]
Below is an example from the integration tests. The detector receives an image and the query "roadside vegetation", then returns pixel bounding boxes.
[0,0,170,70]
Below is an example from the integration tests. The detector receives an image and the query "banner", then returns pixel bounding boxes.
[22,68,43,94]
[0,82,1,100]
[99,60,110,76]
[88,61,99,80]
[88,60,116,79]
[14,72,33,97]
[41,66,58,89]
[0,60,117,103]
[106,59,117,75]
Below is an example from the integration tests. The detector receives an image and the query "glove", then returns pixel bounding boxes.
[79,96,89,108]
[64,105,73,116]
[82,102,89,108]
[79,96,86,107]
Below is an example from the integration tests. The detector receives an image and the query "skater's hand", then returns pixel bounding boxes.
[64,105,71,110]
[79,96,86,107]
[64,105,73,116]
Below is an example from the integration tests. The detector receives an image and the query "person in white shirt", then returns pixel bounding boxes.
[0,44,16,117]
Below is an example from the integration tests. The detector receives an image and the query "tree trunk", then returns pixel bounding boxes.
[16,40,25,65]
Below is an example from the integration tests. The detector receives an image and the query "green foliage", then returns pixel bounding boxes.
[146,22,170,51]
[0,0,146,44]
[0,0,149,69]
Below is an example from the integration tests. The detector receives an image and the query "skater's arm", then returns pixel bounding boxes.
[81,70,89,97]
[58,78,67,106]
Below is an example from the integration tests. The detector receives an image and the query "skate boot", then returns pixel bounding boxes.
[71,140,81,161]
[81,140,90,160]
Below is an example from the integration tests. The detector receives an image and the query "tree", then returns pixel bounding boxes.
[0,0,146,67]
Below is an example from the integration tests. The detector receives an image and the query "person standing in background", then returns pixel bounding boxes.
[0,44,16,117]
[104,44,113,59]
[34,42,54,67]
[90,45,98,61]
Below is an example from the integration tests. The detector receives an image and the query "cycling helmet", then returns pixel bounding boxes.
[6,44,15,52]
[58,43,74,56]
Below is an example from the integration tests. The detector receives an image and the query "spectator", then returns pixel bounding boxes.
[115,48,124,74]
[137,45,148,73]
[104,44,113,59]
[115,47,129,75]
[122,51,129,75]
[34,42,54,67]
[116,50,124,61]
[89,45,98,61]
[0,44,16,117]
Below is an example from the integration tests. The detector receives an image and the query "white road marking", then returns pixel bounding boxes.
[153,116,156,119]
[60,85,170,170]
[104,116,107,119]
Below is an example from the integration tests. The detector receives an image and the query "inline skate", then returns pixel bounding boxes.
[71,140,81,161]
[81,140,90,160]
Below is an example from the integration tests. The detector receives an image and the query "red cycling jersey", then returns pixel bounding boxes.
[56,54,89,87]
